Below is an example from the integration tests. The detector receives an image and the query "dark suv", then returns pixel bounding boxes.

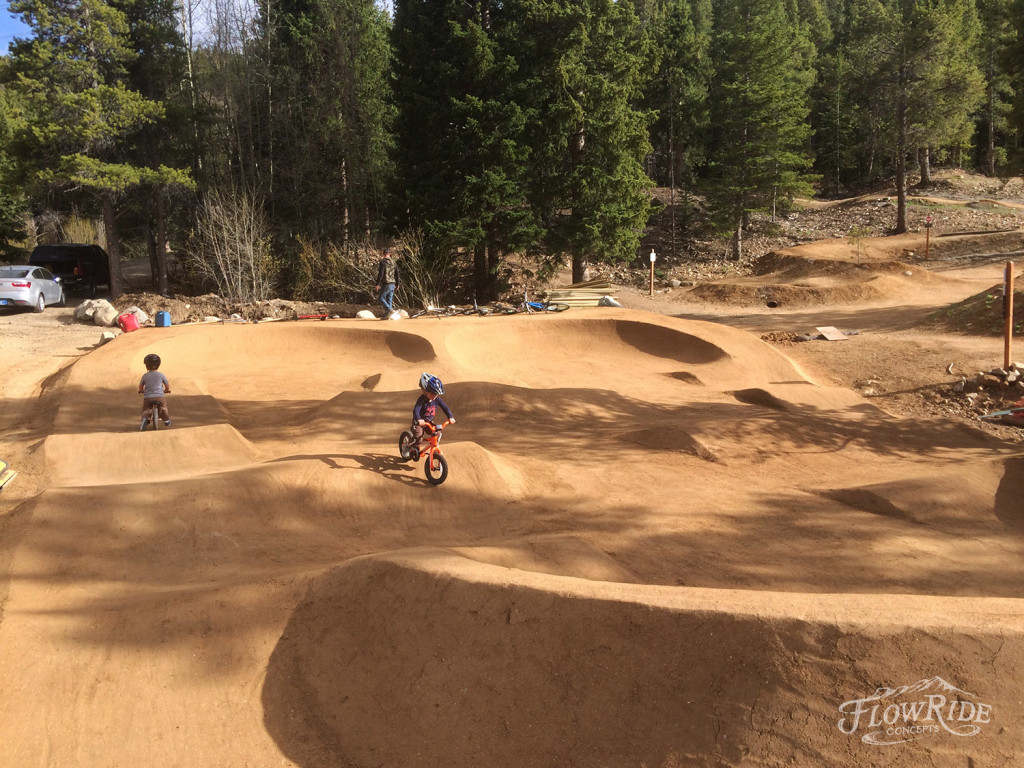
[29,244,111,297]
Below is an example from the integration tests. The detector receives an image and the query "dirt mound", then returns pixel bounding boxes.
[264,549,1024,768]
[111,291,375,324]
[929,285,1024,335]
[4,309,1024,767]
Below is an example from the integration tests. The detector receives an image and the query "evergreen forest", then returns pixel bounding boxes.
[1,0,1023,304]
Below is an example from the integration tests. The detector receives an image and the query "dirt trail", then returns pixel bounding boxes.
[1,229,1024,767]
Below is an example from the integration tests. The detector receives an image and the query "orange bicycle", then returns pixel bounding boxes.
[399,419,452,485]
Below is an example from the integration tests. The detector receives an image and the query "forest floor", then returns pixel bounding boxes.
[1,167,1024,766]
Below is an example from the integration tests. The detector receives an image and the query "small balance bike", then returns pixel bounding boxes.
[399,420,451,485]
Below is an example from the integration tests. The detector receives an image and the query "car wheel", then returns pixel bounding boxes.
[33,292,45,313]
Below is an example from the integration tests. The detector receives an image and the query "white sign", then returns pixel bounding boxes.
[837,677,993,745]
[649,250,657,263]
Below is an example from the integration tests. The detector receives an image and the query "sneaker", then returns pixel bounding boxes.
[140,419,149,431]
[164,420,171,427]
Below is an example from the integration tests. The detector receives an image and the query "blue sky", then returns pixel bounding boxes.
[0,10,30,53]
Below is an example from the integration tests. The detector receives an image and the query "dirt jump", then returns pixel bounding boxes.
[1,225,1024,766]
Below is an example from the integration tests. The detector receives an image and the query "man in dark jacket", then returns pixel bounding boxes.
[374,248,399,317]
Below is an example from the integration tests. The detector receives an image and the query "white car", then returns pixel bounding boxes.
[0,265,66,312]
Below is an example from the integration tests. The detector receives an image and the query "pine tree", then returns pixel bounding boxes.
[265,0,394,248]
[392,0,541,301]
[0,84,28,259]
[6,0,191,296]
[977,0,1016,174]
[643,0,713,243]
[514,0,654,282]
[707,0,817,259]
[846,0,983,233]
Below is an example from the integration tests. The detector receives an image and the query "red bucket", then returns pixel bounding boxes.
[117,312,140,333]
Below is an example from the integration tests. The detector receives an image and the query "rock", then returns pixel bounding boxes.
[93,304,120,327]
[599,296,623,307]
[123,306,149,325]
[356,310,377,320]
[203,316,221,323]
[668,279,681,288]
[75,298,112,322]
[98,331,117,345]
[387,309,409,320]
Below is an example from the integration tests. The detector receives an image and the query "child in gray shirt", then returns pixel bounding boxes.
[138,353,171,429]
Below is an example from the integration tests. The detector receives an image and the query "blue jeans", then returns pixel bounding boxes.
[378,282,395,313]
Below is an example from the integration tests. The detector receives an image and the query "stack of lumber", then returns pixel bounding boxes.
[543,276,617,307]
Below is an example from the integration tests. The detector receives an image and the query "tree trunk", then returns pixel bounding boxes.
[987,65,996,175]
[102,192,124,298]
[572,253,587,284]
[918,148,931,185]
[341,158,349,246]
[473,243,487,302]
[146,220,158,291]
[731,217,743,261]
[156,194,169,296]
[895,84,908,234]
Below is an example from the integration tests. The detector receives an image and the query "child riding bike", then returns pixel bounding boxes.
[411,372,455,450]
[138,353,171,429]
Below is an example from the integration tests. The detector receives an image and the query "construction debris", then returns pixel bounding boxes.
[544,277,617,308]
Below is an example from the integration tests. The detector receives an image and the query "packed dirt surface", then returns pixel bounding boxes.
[2,185,1024,766]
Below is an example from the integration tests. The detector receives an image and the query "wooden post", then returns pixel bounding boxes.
[649,249,656,297]
[924,215,932,260]
[1006,261,1015,370]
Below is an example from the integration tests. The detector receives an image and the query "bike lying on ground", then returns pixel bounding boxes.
[501,298,570,314]
[399,419,452,485]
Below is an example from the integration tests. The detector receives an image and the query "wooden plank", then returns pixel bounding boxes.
[815,326,848,341]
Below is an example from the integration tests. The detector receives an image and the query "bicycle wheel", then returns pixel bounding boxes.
[424,451,448,485]
[399,431,416,460]
[544,302,570,312]
[151,404,161,431]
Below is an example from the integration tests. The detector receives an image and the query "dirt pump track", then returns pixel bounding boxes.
[2,231,1024,763]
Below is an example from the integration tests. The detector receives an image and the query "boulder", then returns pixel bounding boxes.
[98,331,118,345]
[74,298,111,322]
[598,296,623,308]
[93,304,120,327]
[356,310,377,320]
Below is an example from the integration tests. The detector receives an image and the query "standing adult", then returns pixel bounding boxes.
[375,248,399,317]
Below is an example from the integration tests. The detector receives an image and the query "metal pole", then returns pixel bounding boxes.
[1006,262,1015,370]
[924,215,932,260]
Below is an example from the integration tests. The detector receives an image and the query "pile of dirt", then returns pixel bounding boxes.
[634,169,1024,289]
[928,285,1024,335]
[110,292,377,325]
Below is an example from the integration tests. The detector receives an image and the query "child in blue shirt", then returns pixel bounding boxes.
[412,372,455,448]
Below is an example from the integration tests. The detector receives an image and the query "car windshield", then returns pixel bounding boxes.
[0,267,31,278]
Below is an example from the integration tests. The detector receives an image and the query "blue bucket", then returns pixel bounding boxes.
[155,311,171,327]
